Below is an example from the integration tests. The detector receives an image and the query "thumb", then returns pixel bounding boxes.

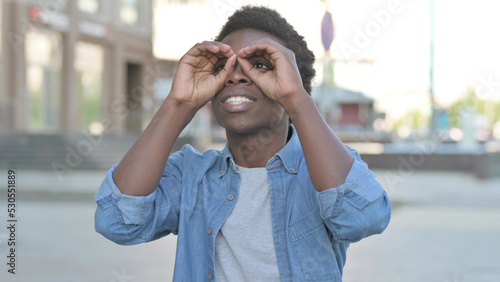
[237,57,262,83]
[215,54,237,84]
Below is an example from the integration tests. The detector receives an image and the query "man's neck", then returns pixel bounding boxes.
[226,126,290,168]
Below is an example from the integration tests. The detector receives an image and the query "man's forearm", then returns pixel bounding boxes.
[283,92,354,191]
[113,96,198,196]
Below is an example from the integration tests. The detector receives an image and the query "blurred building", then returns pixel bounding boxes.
[314,85,374,130]
[0,0,155,134]
[0,0,156,170]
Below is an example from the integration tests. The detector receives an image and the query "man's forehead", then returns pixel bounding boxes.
[221,28,284,50]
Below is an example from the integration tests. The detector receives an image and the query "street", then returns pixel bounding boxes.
[0,169,499,281]
[0,194,177,282]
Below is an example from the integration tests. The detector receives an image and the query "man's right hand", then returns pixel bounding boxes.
[169,41,236,110]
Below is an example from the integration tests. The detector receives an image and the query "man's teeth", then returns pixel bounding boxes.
[225,96,252,105]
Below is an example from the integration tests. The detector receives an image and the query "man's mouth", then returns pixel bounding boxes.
[224,96,254,105]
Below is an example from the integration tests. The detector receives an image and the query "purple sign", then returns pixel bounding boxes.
[321,11,334,51]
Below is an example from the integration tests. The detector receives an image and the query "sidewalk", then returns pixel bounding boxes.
[1,168,499,281]
[344,169,500,282]
[374,169,500,208]
[11,167,500,204]
[11,168,108,196]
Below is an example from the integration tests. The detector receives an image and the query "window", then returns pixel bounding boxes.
[120,0,140,25]
[78,0,101,14]
[75,42,104,131]
[25,30,63,132]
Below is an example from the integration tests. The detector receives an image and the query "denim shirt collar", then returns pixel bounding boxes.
[220,126,300,177]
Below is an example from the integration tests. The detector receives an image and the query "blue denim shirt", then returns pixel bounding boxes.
[94,127,391,281]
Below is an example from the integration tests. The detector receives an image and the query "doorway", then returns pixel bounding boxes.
[125,62,143,132]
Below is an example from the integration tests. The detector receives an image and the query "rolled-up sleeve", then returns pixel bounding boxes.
[94,148,185,245]
[317,147,391,243]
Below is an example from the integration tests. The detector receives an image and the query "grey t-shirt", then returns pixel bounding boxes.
[214,165,280,281]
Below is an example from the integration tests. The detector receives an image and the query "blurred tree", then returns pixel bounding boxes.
[448,87,500,129]
[393,109,430,131]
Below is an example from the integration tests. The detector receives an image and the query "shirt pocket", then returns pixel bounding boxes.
[289,207,341,281]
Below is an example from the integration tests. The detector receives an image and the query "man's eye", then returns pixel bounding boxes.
[213,63,226,75]
[253,62,269,70]
[253,62,271,72]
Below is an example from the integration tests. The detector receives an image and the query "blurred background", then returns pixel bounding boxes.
[0,0,499,281]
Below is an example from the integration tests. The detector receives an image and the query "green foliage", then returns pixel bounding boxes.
[448,87,500,128]
[393,108,430,131]
[394,87,500,132]
[76,72,102,129]
[29,90,41,128]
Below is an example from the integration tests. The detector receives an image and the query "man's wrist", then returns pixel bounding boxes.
[280,90,315,121]
[163,95,199,114]
[158,95,200,127]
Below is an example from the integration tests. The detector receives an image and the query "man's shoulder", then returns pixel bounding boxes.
[177,144,223,157]
[170,144,224,168]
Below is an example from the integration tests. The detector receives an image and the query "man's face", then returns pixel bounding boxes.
[210,29,289,136]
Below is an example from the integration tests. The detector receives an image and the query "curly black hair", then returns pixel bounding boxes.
[215,6,316,94]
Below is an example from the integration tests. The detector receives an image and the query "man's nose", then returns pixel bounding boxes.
[225,63,251,86]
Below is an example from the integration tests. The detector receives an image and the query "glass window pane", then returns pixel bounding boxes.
[120,0,139,25]
[25,30,63,132]
[78,0,101,14]
[75,42,104,131]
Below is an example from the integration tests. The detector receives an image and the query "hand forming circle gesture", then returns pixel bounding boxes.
[169,41,237,109]
[236,38,306,105]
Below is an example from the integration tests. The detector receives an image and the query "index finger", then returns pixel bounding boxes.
[186,41,235,59]
[237,38,286,60]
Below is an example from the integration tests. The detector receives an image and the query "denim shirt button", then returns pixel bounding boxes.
[227,194,234,201]
[220,170,225,175]
[208,228,213,235]
[208,273,214,280]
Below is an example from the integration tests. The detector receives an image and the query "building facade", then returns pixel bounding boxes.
[0,0,155,134]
